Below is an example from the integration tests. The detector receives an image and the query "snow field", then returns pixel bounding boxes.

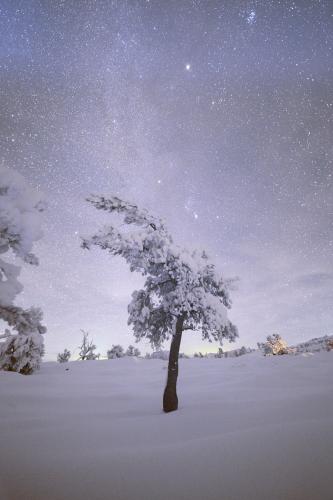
[0,352,332,500]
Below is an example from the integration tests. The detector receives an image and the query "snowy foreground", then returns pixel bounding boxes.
[1,353,333,500]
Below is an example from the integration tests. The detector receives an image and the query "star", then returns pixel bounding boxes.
[246,10,256,25]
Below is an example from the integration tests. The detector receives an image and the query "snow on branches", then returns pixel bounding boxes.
[82,195,238,348]
[0,167,46,374]
[78,330,100,360]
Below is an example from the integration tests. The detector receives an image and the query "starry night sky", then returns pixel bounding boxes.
[1,0,332,358]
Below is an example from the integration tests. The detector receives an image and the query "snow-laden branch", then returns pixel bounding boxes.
[83,195,238,349]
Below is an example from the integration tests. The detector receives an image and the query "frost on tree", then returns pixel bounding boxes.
[0,167,46,375]
[57,348,71,363]
[78,330,100,360]
[82,195,238,412]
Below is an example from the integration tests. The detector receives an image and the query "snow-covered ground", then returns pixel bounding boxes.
[1,352,332,500]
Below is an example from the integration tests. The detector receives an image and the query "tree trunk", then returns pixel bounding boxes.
[163,316,184,413]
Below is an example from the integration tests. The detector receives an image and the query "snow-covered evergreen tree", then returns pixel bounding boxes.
[82,195,238,412]
[57,348,71,363]
[107,344,124,359]
[78,330,99,360]
[0,167,46,375]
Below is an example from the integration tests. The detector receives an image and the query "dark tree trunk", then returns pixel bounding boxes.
[163,316,184,413]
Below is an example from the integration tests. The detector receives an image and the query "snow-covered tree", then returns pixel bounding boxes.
[126,345,141,357]
[107,344,124,359]
[82,195,238,412]
[78,330,99,360]
[259,334,289,355]
[0,306,45,374]
[0,167,46,375]
[57,348,71,363]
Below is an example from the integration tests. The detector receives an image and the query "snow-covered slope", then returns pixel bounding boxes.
[1,352,332,500]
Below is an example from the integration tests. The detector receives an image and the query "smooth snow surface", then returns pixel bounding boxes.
[1,352,332,500]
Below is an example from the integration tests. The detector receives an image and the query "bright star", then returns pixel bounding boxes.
[246,10,256,24]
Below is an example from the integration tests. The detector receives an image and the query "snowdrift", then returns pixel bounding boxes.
[1,352,332,500]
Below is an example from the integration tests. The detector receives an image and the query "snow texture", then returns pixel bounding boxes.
[0,353,332,499]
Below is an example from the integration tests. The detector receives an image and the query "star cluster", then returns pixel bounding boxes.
[1,0,332,357]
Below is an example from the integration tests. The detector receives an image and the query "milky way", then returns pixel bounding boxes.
[1,0,332,358]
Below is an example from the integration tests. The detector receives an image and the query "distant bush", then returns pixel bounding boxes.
[126,345,141,357]
[194,352,204,358]
[107,345,124,359]
[57,349,71,363]
[259,334,289,355]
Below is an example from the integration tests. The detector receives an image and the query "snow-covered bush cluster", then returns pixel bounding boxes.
[215,346,254,358]
[0,167,46,375]
[290,335,333,354]
[107,344,124,359]
[107,344,141,359]
[258,334,289,356]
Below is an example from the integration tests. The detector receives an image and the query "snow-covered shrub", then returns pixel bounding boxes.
[290,335,333,354]
[0,307,45,374]
[215,347,224,358]
[223,346,253,358]
[82,195,238,412]
[78,331,99,360]
[107,344,124,359]
[327,339,333,352]
[0,167,46,374]
[126,345,141,357]
[260,334,289,355]
[57,349,71,363]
